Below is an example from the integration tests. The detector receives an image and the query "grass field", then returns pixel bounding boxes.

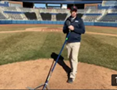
[0,25,117,71]
[86,26,117,34]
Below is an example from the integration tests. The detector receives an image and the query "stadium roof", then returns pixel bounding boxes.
[8,0,103,4]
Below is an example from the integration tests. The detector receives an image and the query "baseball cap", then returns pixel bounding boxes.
[70,6,77,12]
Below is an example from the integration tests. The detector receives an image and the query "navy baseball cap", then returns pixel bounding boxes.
[70,6,77,12]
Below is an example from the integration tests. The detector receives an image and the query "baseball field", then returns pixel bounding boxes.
[0,24,117,89]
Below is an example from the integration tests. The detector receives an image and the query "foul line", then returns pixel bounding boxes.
[86,31,117,37]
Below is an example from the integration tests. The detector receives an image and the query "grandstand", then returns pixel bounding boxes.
[19,7,33,12]
[99,14,117,22]
[0,0,117,26]
[111,9,117,13]
[4,7,16,11]
[83,15,100,22]
[89,9,103,13]
[0,12,6,19]
[3,11,23,20]
[103,0,117,6]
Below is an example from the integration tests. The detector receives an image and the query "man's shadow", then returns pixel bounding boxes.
[51,52,71,79]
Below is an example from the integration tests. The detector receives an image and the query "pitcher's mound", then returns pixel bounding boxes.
[0,59,117,89]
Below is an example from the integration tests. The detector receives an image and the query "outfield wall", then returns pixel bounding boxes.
[0,20,117,27]
[85,22,117,27]
[0,20,64,24]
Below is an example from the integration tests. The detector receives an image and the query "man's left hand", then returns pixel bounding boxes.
[68,25,74,31]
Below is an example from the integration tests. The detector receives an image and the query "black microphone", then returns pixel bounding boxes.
[66,20,71,27]
[66,20,71,31]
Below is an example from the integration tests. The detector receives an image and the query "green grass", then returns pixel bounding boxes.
[0,32,67,65]
[0,25,117,71]
[86,26,117,34]
[79,34,117,71]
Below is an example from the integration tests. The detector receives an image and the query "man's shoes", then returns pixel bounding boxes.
[67,78,74,83]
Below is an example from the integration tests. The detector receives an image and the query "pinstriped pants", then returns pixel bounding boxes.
[66,42,81,80]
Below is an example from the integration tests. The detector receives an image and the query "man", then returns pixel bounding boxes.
[63,6,85,83]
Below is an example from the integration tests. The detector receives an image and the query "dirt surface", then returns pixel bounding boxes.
[0,27,117,37]
[0,59,117,89]
[0,24,117,29]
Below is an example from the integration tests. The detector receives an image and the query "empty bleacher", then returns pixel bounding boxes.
[111,9,117,13]
[39,9,52,13]
[100,14,117,22]
[56,9,68,13]
[0,12,6,19]
[85,6,97,9]
[0,2,117,23]
[90,9,103,13]
[104,1,117,6]
[19,7,32,12]
[40,13,51,20]
[4,7,16,11]
[78,9,85,14]
[84,15,100,21]
[7,13,23,20]
[3,11,24,20]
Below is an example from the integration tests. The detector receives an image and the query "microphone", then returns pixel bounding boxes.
[66,20,71,27]
[66,20,71,31]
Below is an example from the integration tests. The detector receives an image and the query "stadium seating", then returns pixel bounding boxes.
[90,9,103,13]
[84,15,100,22]
[85,6,97,9]
[0,12,6,19]
[99,14,117,22]
[6,13,23,20]
[104,1,117,6]
[0,1,117,23]
[19,7,32,12]
[111,9,117,13]
[55,9,68,13]
[78,9,85,14]
[4,7,16,11]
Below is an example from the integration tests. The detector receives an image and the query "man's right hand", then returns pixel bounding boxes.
[68,25,74,31]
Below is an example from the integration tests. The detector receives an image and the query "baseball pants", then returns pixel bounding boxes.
[66,42,81,80]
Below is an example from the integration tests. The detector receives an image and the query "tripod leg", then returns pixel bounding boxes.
[27,84,44,90]
[27,87,35,90]
[46,84,49,90]
[34,84,45,90]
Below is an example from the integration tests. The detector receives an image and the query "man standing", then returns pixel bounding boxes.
[63,6,85,83]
